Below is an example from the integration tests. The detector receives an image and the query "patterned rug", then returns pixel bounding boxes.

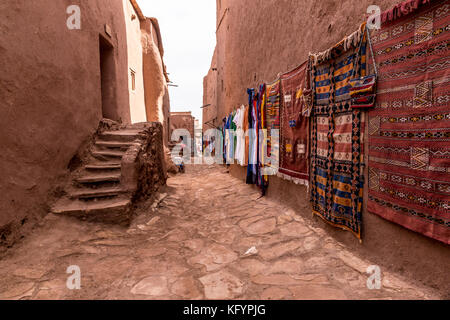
[368,0,450,244]
[311,26,366,239]
[264,80,281,177]
[278,61,310,185]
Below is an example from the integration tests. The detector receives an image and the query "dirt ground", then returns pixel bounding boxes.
[0,165,443,300]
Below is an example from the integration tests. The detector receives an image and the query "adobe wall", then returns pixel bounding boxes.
[123,0,147,123]
[141,18,171,146]
[162,86,171,146]
[203,49,218,133]
[134,122,167,201]
[213,0,406,117]
[208,0,449,296]
[0,0,130,249]
[169,113,195,143]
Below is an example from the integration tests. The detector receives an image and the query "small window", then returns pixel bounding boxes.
[130,69,136,91]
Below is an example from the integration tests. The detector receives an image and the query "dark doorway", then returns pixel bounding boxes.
[99,35,118,120]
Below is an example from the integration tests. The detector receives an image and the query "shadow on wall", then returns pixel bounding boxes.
[0,0,130,249]
[100,34,120,121]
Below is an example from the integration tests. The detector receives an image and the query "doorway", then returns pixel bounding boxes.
[99,35,118,120]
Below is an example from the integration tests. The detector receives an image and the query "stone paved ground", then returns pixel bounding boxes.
[0,165,442,299]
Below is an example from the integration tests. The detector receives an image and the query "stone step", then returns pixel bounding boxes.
[69,187,125,200]
[76,172,121,184]
[95,140,137,149]
[91,149,125,160]
[85,163,122,171]
[99,130,143,142]
[51,197,132,225]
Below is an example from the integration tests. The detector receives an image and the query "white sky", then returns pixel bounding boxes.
[138,0,217,125]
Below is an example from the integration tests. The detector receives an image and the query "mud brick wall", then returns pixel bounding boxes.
[135,123,167,201]
[0,0,131,250]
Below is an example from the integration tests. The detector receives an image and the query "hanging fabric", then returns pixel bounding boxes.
[310,23,367,240]
[278,60,311,185]
[349,25,379,109]
[367,0,450,244]
[233,105,246,166]
[246,88,258,185]
[257,84,269,195]
[264,80,281,178]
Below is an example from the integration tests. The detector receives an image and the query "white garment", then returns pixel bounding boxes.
[233,106,246,166]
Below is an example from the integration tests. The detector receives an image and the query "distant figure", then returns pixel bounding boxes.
[173,138,186,173]
[173,156,185,173]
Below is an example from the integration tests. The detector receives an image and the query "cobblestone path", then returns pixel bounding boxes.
[0,165,440,299]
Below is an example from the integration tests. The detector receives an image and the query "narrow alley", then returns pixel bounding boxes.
[1,0,449,308]
[0,165,440,300]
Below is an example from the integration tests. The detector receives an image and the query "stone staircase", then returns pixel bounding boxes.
[51,126,153,225]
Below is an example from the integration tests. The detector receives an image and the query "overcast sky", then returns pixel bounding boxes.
[138,0,216,125]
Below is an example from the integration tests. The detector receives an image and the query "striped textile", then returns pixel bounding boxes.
[368,0,450,244]
[264,80,281,177]
[311,25,367,239]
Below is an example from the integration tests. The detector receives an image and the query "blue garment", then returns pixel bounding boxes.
[227,113,235,162]
[224,114,231,163]
[246,88,258,185]
[222,118,228,163]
